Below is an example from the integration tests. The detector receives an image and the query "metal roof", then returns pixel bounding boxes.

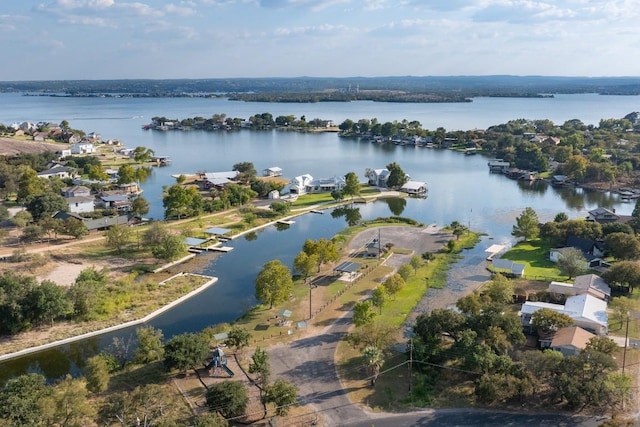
[334,261,361,273]
[184,237,207,246]
[204,227,231,236]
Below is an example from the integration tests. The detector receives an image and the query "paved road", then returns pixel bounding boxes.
[268,310,366,426]
[344,409,603,427]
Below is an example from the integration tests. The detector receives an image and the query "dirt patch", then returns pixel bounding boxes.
[0,136,63,155]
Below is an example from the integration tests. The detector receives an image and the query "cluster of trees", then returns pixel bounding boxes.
[150,112,334,132]
[411,275,631,409]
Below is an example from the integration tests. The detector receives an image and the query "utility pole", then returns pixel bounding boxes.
[408,337,413,393]
[308,280,312,320]
[623,314,630,374]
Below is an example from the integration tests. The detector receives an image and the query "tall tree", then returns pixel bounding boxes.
[133,146,155,163]
[302,238,339,272]
[84,355,111,393]
[134,326,165,364]
[225,326,251,352]
[530,308,573,335]
[557,247,588,279]
[262,379,298,417]
[385,162,408,189]
[382,273,405,299]
[342,171,360,200]
[206,381,248,419]
[604,232,640,260]
[362,345,384,386]
[0,373,50,426]
[512,207,539,241]
[248,347,270,386]
[163,332,209,373]
[104,224,133,254]
[25,192,68,221]
[293,251,318,283]
[255,260,294,309]
[371,286,388,314]
[353,300,377,327]
[130,196,150,218]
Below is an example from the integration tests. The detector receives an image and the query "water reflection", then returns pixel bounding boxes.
[384,197,407,216]
[331,206,362,226]
[244,231,258,241]
[516,180,548,195]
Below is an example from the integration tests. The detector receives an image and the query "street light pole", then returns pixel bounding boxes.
[623,314,630,374]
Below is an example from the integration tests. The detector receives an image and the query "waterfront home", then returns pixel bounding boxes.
[37,166,73,179]
[586,207,620,223]
[263,166,283,177]
[305,176,346,194]
[520,294,608,335]
[551,175,569,186]
[202,171,240,190]
[98,194,132,212]
[118,182,142,196]
[286,174,314,195]
[400,180,428,195]
[32,131,48,142]
[367,168,390,187]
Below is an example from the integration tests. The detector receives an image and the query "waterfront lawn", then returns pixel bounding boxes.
[290,192,335,208]
[500,239,563,280]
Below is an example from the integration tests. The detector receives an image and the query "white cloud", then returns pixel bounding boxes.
[165,3,196,15]
[274,23,349,37]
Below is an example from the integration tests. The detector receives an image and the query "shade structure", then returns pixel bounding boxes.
[278,309,292,318]
[184,237,207,246]
[204,227,231,236]
[333,261,361,274]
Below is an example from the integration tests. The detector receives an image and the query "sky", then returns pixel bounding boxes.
[1,0,640,81]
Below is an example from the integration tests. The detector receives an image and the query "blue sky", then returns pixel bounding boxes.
[2,0,639,80]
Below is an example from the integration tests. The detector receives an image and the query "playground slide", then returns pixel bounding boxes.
[221,364,234,377]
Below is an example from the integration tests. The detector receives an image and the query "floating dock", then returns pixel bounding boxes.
[207,246,234,252]
[277,220,295,225]
[310,209,324,214]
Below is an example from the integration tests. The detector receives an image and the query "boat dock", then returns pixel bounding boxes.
[310,209,324,214]
[206,245,234,252]
[277,220,295,225]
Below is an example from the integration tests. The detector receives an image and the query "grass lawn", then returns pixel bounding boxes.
[500,239,564,280]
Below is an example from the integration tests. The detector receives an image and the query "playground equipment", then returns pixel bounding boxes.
[204,346,234,377]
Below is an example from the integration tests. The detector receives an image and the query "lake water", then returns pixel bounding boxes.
[0,93,638,380]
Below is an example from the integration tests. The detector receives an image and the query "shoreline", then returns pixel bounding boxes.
[0,273,217,362]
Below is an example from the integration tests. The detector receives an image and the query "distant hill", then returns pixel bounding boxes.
[2,76,640,98]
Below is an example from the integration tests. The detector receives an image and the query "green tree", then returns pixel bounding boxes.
[63,218,88,239]
[130,196,150,218]
[133,146,155,163]
[385,162,408,189]
[293,251,318,283]
[232,161,257,183]
[11,209,33,228]
[134,326,165,364]
[397,263,413,281]
[0,373,50,426]
[24,280,69,327]
[17,167,45,202]
[512,207,539,241]
[554,212,569,222]
[450,220,468,240]
[225,326,251,352]
[371,286,388,314]
[353,300,377,327]
[409,255,422,274]
[603,261,640,293]
[163,332,209,373]
[25,192,68,221]
[302,238,339,272]
[163,184,204,219]
[531,308,573,334]
[117,163,137,184]
[50,375,93,426]
[104,224,133,254]
[151,234,187,261]
[270,201,290,216]
[38,216,64,241]
[608,296,636,328]
[84,355,111,393]
[584,336,618,356]
[262,379,298,417]
[21,223,44,242]
[342,171,360,200]
[255,259,294,309]
[564,155,588,182]
[362,346,384,386]
[248,347,270,386]
[346,322,395,350]
[206,381,248,419]
[382,273,405,299]
[193,413,229,427]
[87,164,108,181]
[68,267,107,320]
[557,247,588,279]
[604,232,640,260]
[142,221,167,247]
[483,274,514,305]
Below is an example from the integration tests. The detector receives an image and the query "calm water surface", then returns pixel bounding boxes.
[0,93,638,380]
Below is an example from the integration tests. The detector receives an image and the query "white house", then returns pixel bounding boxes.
[367,168,390,187]
[520,294,608,335]
[288,174,314,195]
[66,196,95,214]
[305,176,346,194]
[62,185,91,198]
[37,166,73,179]
[71,142,97,154]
